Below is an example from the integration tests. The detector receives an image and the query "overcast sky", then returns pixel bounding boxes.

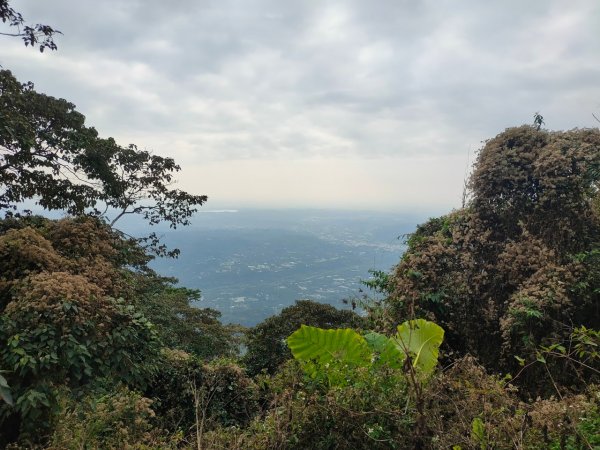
[3,0,600,212]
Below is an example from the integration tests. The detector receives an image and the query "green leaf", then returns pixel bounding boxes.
[471,417,486,449]
[0,374,13,406]
[364,332,405,368]
[395,319,445,375]
[514,355,526,366]
[287,325,371,367]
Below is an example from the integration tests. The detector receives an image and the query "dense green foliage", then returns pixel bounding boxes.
[287,325,372,386]
[0,124,597,448]
[0,216,238,446]
[48,386,176,449]
[288,326,371,367]
[135,282,240,359]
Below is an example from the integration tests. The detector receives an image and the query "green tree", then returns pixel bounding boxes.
[0,217,163,444]
[0,69,207,256]
[0,272,160,443]
[136,281,241,359]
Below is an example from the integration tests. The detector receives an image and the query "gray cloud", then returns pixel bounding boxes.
[2,0,600,208]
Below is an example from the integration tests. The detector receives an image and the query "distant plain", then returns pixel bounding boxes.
[147,209,425,325]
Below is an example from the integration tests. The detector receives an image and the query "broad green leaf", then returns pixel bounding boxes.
[364,332,404,368]
[287,325,371,367]
[471,417,487,449]
[0,374,13,406]
[396,319,444,375]
[364,331,392,354]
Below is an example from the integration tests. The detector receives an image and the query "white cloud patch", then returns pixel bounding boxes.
[2,0,600,210]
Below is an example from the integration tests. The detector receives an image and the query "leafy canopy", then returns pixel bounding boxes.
[135,282,240,359]
[0,70,207,256]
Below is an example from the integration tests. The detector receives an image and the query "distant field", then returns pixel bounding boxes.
[147,209,424,326]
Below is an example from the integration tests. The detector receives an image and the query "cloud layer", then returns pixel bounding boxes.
[3,0,600,210]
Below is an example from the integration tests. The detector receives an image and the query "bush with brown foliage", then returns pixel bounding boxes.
[425,357,599,449]
[194,355,598,449]
[388,126,600,389]
[201,360,414,450]
[48,386,180,450]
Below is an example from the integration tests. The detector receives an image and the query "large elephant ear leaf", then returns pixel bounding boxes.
[396,319,444,375]
[287,325,371,367]
[364,331,405,369]
[0,374,13,406]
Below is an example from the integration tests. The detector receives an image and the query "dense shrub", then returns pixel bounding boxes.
[425,357,600,449]
[425,357,523,449]
[203,360,414,450]
[0,226,64,308]
[48,386,178,449]
[200,356,598,449]
[471,127,600,252]
[145,349,259,439]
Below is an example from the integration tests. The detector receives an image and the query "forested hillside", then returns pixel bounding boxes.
[1,73,598,447]
[1,2,599,448]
